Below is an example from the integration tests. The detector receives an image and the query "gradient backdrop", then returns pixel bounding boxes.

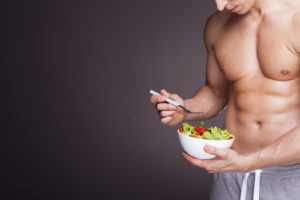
[6,1,226,199]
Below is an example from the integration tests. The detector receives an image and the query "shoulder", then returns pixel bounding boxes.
[204,11,231,50]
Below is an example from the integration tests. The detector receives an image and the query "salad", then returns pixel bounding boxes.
[179,121,233,140]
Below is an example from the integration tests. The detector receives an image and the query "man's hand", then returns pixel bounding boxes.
[182,145,251,173]
[150,89,185,126]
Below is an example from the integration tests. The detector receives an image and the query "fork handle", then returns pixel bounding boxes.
[149,89,181,107]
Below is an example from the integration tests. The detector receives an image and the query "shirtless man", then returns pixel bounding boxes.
[150,0,300,199]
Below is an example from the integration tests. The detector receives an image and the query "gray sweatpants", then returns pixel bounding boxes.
[210,163,300,200]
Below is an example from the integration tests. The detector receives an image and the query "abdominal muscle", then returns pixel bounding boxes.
[223,82,300,154]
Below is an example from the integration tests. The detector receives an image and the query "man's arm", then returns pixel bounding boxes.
[246,125,300,170]
[150,13,230,126]
[184,13,230,121]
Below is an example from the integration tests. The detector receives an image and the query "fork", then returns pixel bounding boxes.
[149,89,203,114]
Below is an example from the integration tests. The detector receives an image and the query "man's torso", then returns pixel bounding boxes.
[210,4,300,153]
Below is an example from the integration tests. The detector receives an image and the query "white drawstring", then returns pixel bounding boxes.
[253,169,262,200]
[240,169,263,200]
[240,172,250,200]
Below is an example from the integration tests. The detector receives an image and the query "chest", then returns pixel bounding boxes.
[214,14,300,81]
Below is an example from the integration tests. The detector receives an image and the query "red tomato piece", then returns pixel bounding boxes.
[194,126,206,135]
[179,126,183,133]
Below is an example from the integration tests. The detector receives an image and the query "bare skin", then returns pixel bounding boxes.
[150,0,300,173]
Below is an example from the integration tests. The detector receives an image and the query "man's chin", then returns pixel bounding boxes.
[234,9,248,15]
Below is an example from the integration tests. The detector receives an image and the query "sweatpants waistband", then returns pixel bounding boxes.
[260,162,300,174]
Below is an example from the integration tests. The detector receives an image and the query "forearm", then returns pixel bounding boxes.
[246,125,300,171]
[184,85,228,121]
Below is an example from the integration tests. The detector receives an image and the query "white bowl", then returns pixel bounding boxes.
[177,130,235,159]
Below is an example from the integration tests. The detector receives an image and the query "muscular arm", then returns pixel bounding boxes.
[245,125,300,170]
[184,14,230,121]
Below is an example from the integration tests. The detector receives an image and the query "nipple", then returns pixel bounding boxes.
[280,70,290,75]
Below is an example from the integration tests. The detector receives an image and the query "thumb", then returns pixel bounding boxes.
[204,145,228,158]
[160,89,171,98]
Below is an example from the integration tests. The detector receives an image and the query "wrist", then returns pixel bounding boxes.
[183,99,192,120]
[239,151,261,172]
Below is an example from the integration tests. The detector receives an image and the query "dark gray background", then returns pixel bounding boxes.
[6,1,226,199]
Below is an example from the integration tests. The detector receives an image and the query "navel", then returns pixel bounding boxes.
[280,70,290,75]
[256,121,262,128]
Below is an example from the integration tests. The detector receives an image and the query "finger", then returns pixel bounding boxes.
[160,110,176,118]
[182,152,206,167]
[150,94,167,104]
[204,145,228,159]
[169,93,181,101]
[182,152,225,172]
[161,89,181,101]
[160,116,173,124]
[156,103,176,111]
[183,152,220,172]
[160,89,171,98]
